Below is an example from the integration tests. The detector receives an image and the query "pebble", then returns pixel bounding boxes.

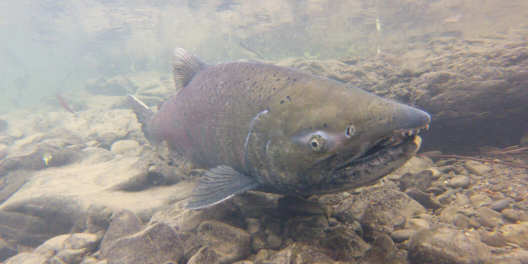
[110,140,140,154]
[328,218,339,227]
[409,218,430,230]
[464,160,491,176]
[490,198,512,211]
[418,213,434,222]
[447,176,471,189]
[458,208,478,217]
[255,249,269,262]
[481,231,508,248]
[453,214,472,229]
[425,187,444,196]
[425,167,442,179]
[501,222,528,248]
[501,209,519,222]
[391,229,417,243]
[440,206,458,224]
[491,193,506,201]
[437,165,455,173]
[267,233,282,249]
[437,193,452,205]
[454,193,470,206]
[476,207,504,228]
[470,194,492,208]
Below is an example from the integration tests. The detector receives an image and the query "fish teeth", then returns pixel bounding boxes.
[425,124,429,130]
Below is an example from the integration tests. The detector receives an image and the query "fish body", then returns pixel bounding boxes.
[128,48,431,209]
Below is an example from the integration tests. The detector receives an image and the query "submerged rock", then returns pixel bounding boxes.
[408,226,491,264]
[198,220,251,264]
[335,187,426,238]
[268,243,336,264]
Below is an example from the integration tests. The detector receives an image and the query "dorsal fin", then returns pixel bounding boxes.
[172,48,206,91]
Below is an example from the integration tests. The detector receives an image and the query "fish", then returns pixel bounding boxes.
[43,152,52,165]
[55,93,75,114]
[127,48,431,210]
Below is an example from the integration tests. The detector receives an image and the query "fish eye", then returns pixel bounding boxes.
[308,134,327,153]
[345,125,355,137]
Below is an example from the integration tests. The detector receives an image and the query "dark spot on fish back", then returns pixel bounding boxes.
[286,96,291,101]
[280,100,284,104]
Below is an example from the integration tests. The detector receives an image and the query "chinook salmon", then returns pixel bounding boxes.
[127,48,431,209]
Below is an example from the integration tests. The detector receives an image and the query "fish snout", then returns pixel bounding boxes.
[394,104,431,130]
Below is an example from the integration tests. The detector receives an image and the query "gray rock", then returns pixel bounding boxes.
[187,247,219,264]
[453,193,470,206]
[0,151,191,247]
[149,201,247,260]
[490,248,528,263]
[436,193,453,205]
[502,209,519,222]
[481,231,508,248]
[335,187,425,239]
[453,214,472,229]
[363,233,407,264]
[0,236,17,262]
[110,140,140,154]
[405,188,444,210]
[476,207,504,228]
[246,219,268,252]
[283,215,328,244]
[425,187,444,196]
[100,210,144,252]
[391,229,417,243]
[408,226,491,264]
[490,198,512,211]
[470,194,492,208]
[399,170,433,192]
[4,252,50,264]
[501,222,528,248]
[0,134,83,174]
[464,160,491,176]
[100,222,184,264]
[198,220,251,264]
[55,248,88,264]
[439,206,458,224]
[254,249,269,262]
[447,176,471,189]
[266,233,282,250]
[64,233,100,253]
[409,218,430,230]
[268,243,335,264]
[323,226,370,261]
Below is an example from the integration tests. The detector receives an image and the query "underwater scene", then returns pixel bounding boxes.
[0,0,528,263]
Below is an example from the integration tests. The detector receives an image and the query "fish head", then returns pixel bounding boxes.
[254,77,430,195]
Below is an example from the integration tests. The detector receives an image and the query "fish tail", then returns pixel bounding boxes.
[126,94,156,144]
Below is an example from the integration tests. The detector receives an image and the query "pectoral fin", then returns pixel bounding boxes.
[186,165,261,209]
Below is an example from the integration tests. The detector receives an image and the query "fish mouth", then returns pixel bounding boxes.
[329,124,428,188]
[357,124,429,161]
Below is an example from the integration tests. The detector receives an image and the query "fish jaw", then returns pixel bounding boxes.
[325,135,423,193]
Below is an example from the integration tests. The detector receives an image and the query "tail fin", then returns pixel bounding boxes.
[126,94,156,144]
